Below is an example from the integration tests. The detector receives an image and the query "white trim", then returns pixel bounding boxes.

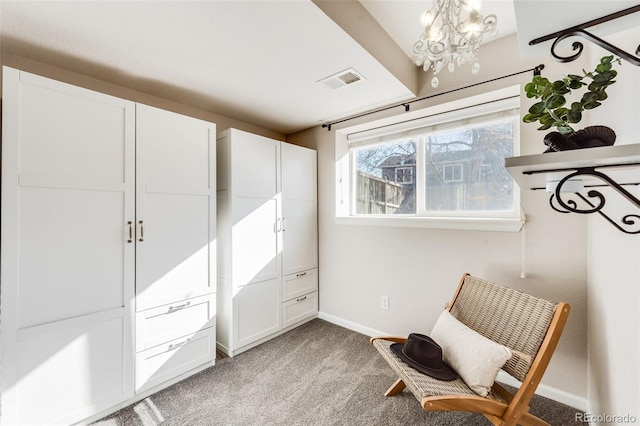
[337,86,522,229]
[334,216,524,232]
[318,311,387,337]
[319,311,587,412]
[496,371,587,412]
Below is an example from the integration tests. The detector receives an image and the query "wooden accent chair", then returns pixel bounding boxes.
[370,273,570,426]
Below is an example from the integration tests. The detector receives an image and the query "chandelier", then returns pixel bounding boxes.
[413,0,498,88]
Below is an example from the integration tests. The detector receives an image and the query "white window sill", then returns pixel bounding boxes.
[334,215,524,232]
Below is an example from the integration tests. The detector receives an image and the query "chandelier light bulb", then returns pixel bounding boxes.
[421,10,434,27]
[413,0,497,86]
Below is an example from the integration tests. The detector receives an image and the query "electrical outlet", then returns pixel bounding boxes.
[381,295,389,310]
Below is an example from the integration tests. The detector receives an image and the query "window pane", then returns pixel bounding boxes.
[424,118,515,212]
[354,140,416,215]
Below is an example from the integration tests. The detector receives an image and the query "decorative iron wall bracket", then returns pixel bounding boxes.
[529,5,640,66]
[527,164,640,234]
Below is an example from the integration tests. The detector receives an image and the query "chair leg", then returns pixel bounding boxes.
[384,378,406,396]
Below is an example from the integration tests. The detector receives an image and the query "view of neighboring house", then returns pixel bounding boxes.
[357,124,515,215]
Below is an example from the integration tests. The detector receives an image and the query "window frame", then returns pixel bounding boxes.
[335,86,524,232]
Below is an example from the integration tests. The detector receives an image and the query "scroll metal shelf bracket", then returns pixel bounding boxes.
[529,5,640,66]
[527,163,640,234]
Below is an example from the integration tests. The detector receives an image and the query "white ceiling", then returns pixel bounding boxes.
[2,1,635,135]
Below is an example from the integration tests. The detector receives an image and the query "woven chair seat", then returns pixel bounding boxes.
[373,338,507,403]
[370,273,570,426]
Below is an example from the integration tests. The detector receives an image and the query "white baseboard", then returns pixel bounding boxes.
[496,371,587,412]
[318,310,587,412]
[318,311,387,337]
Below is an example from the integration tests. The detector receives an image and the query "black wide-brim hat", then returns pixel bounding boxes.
[390,333,457,381]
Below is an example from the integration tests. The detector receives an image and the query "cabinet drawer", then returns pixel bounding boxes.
[282,268,318,302]
[283,291,318,329]
[136,294,215,352]
[135,327,215,393]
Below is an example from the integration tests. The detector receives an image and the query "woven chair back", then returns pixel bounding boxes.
[448,275,557,382]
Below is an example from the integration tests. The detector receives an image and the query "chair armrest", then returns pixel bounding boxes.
[369,336,407,345]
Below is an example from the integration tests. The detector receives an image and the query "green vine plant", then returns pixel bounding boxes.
[522,55,621,135]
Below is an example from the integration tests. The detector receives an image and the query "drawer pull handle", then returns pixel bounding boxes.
[168,337,191,350]
[296,296,307,302]
[296,272,307,277]
[168,301,191,312]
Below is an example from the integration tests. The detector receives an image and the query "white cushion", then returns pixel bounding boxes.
[430,310,512,397]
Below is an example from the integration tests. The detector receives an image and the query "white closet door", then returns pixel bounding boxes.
[232,197,279,286]
[231,129,279,199]
[281,198,318,275]
[281,143,318,275]
[228,129,280,286]
[234,278,281,347]
[136,104,216,310]
[1,67,135,425]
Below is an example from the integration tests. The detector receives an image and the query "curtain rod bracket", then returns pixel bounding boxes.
[533,64,545,76]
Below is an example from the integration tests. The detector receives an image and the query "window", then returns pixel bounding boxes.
[336,89,523,232]
[395,167,414,184]
[355,140,416,214]
[423,118,515,213]
[442,163,463,183]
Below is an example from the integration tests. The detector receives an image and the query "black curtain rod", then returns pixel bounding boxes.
[321,64,545,131]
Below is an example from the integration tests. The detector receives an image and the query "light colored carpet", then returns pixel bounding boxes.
[94,319,585,425]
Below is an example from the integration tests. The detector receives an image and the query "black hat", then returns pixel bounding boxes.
[390,333,457,381]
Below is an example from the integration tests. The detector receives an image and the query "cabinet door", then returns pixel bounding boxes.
[232,196,279,286]
[231,129,279,199]
[136,104,216,310]
[1,67,135,424]
[234,278,281,348]
[281,144,318,275]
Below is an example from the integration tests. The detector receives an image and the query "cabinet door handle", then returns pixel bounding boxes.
[138,220,144,242]
[168,301,191,313]
[296,271,307,277]
[168,337,191,350]
[127,221,133,243]
[296,296,307,302]
[282,218,286,232]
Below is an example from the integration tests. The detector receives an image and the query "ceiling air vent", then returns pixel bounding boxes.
[318,68,365,90]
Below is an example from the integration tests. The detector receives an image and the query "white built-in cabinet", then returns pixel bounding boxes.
[133,104,217,393]
[216,128,318,356]
[0,67,216,425]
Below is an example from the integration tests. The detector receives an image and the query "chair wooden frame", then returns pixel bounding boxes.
[370,273,571,426]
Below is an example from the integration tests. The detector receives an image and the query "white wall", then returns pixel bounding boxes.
[586,27,640,423]
[288,33,591,405]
